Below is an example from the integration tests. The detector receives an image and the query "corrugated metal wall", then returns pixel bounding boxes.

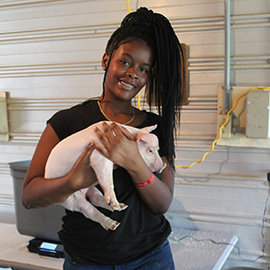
[0,0,269,268]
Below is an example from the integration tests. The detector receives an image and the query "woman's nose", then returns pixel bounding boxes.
[126,68,138,79]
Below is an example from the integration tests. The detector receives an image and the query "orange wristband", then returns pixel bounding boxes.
[135,173,155,187]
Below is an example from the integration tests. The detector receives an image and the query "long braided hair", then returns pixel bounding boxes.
[103,7,184,168]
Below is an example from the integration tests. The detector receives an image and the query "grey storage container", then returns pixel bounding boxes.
[9,161,65,242]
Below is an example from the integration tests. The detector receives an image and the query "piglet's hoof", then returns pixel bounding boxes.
[104,220,120,231]
[119,203,128,211]
[112,203,128,211]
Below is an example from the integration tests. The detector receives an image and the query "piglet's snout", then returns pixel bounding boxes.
[150,155,167,173]
[136,134,166,174]
[158,163,167,173]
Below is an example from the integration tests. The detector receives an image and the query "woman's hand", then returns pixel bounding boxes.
[93,122,140,170]
[67,142,98,191]
[22,124,97,208]
[93,122,175,214]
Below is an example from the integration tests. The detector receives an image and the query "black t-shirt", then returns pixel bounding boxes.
[47,99,171,265]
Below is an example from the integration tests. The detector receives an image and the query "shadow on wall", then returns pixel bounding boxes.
[165,197,198,231]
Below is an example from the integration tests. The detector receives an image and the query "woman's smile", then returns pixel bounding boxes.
[102,39,153,101]
[118,79,135,90]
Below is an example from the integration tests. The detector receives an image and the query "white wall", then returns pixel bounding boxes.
[0,0,270,268]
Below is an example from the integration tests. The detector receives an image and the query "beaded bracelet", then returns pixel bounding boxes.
[135,173,155,187]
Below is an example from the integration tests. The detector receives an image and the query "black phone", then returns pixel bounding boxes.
[27,238,65,258]
[39,241,65,258]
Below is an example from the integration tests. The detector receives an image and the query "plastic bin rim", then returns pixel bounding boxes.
[9,160,31,170]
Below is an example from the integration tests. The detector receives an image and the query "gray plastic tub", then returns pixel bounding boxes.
[9,161,65,242]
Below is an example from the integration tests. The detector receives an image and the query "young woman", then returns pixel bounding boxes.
[22,7,184,270]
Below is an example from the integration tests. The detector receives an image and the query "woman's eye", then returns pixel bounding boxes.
[140,68,147,73]
[120,60,130,66]
[140,67,149,74]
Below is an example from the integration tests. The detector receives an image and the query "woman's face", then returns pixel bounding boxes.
[102,39,153,102]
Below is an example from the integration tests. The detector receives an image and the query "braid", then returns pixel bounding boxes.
[104,7,184,168]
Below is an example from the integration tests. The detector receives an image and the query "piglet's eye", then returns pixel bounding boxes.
[148,149,153,154]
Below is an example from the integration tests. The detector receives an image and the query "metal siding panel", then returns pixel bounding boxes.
[0,0,269,267]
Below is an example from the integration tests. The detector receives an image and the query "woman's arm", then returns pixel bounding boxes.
[93,122,174,214]
[22,124,97,209]
[127,155,174,214]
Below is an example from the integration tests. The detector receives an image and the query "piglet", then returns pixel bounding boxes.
[45,121,166,230]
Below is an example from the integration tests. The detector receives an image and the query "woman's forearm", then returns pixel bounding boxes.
[126,156,174,214]
[22,125,97,209]
[22,175,75,209]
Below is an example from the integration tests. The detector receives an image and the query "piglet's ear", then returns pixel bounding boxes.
[136,133,159,148]
[141,124,157,133]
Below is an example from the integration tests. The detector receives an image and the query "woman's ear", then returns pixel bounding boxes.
[102,53,109,71]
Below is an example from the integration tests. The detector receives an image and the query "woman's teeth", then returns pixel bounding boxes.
[121,81,134,89]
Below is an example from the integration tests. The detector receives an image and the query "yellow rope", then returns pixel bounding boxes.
[176,86,270,169]
[126,0,131,13]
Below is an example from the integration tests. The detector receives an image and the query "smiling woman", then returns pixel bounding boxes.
[22,7,184,270]
[99,40,153,125]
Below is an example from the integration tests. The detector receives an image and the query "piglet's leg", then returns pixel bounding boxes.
[60,190,120,231]
[86,186,113,211]
[91,153,127,211]
[86,186,128,211]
